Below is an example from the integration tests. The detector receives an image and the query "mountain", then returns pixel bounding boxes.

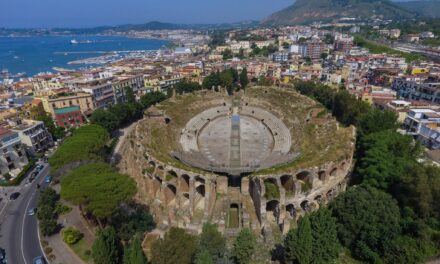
[395,0,440,18]
[263,0,416,25]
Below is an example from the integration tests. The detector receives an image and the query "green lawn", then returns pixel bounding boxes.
[70,238,93,263]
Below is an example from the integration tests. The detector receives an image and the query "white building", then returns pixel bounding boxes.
[0,127,28,178]
[13,119,53,156]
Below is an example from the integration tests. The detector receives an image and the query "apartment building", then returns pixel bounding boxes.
[0,126,28,178]
[37,93,94,116]
[82,83,115,109]
[392,78,440,104]
[13,119,53,156]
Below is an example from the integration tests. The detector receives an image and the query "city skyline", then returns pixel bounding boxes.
[0,0,293,28]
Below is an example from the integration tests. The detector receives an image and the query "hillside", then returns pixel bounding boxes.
[396,0,440,18]
[263,0,416,25]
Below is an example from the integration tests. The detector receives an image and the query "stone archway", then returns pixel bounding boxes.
[318,170,327,182]
[286,204,296,218]
[194,184,205,210]
[300,200,310,212]
[296,171,312,193]
[180,174,190,193]
[228,203,240,228]
[280,175,295,197]
[266,200,280,221]
[164,184,177,205]
[329,167,338,177]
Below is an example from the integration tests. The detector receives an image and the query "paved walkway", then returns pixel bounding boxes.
[44,185,94,264]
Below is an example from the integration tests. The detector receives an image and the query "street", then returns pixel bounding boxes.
[0,163,50,264]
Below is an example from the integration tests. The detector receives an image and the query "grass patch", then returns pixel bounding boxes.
[70,238,93,263]
[228,207,239,228]
[264,181,280,200]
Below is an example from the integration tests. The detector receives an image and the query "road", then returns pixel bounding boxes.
[0,163,50,264]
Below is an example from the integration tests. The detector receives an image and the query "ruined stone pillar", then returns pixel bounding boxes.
[216,176,228,195]
[241,177,249,195]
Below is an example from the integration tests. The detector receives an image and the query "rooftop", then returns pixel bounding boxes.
[54,106,81,115]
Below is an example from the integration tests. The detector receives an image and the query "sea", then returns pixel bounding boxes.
[0,35,169,77]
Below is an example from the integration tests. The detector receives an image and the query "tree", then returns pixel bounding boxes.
[92,227,121,264]
[40,219,58,237]
[222,49,233,60]
[196,223,226,263]
[140,91,167,109]
[195,249,214,264]
[110,205,156,241]
[124,233,148,264]
[331,186,401,263]
[49,124,109,172]
[125,87,136,104]
[233,228,256,264]
[357,108,398,136]
[151,227,198,264]
[61,163,136,223]
[37,114,65,140]
[284,216,312,264]
[239,68,249,89]
[356,130,420,190]
[309,208,340,264]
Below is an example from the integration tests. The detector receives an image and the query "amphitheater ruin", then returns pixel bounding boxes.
[117,86,356,238]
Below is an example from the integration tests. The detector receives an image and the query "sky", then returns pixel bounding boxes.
[0,0,293,28]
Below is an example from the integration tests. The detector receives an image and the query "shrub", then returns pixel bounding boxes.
[62,227,84,245]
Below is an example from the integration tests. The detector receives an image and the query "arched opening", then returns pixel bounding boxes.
[280,175,295,196]
[296,171,310,181]
[286,204,296,218]
[148,161,156,167]
[264,178,279,200]
[297,171,312,193]
[152,177,162,197]
[314,195,322,203]
[329,168,338,177]
[196,185,205,197]
[195,176,205,185]
[194,185,205,210]
[181,193,190,208]
[300,200,310,211]
[157,165,164,171]
[164,184,177,205]
[318,171,327,182]
[165,117,171,124]
[180,174,190,193]
[166,170,178,182]
[228,203,240,228]
[266,200,280,220]
[326,189,334,198]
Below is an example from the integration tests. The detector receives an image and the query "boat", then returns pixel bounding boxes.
[70,39,79,44]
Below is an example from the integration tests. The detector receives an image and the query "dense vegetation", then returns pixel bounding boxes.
[202,68,248,94]
[291,80,440,263]
[91,90,167,132]
[48,124,109,172]
[37,187,60,236]
[61,163,136,225]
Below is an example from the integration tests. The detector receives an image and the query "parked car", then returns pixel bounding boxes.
[36,164,44,172]
[9,192,20,200]
[32,256,45,264]
[44,175,51,183]
[28,208,37,216]
[0,247,6,264]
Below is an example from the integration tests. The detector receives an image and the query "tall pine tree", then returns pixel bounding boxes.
[233,228,256,264]
[92,227,121,264]
[124,233,148,264]
[309,208,340,264]
[284,216,312,264]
